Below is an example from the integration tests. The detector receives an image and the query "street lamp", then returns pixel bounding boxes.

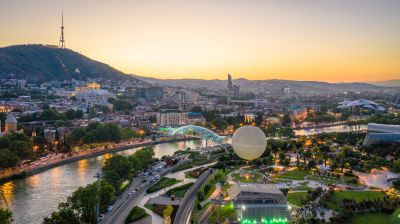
[95,170,103,223]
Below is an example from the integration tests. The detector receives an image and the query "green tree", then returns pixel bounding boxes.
[43,204,79,224]
[392,160,400,172]
[9,140,32,159]
[69,184,98,223]
[99,180,115,212]
[211,117,228,130]
[102,155,133,190]
[0,148,19,168]
[0,208,12,224]
[190,106,202,112]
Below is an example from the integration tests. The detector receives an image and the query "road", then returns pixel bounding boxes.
[102,162,167,224]
[174,168,214,224]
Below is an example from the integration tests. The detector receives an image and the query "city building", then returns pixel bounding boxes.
[156,109,188,127]
[290,106,308,122]
[363,123,400,145]
[135,86,163,99]
[186,112,206,125]
[74,82,112,108]
[228,183,291,223]
[228,74,233,90]
[4,113,18,133]
[338,99,385,112]
[233,85,240,98]
[244,113,256,123]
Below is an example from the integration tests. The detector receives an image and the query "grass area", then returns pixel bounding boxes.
[144,203,154,211]
[308,174,340,185]
[124,206,148,224]
[165,183,194,198]
[231,172,263,183]
[274,169,311,180]
[390,208,400,224]
[345,212,391,224]
[293,186,313,191]
[343,175,361,186]
[208,202,236,223]
[171,159,214,173]
[146,177,181,193]
[327,190,385,210]
[185,167,208,179]
[287,192,308,207]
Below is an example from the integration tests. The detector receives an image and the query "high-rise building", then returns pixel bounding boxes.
[228,74,233,90]
[233,85,240,98]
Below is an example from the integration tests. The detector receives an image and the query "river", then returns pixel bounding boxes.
[0,139,209,224]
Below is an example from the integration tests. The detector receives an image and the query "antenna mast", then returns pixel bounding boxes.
[59,12,65,49]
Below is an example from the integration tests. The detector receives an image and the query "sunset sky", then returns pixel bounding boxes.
[1,0,399,82]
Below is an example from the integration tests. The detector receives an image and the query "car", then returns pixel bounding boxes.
[107,206,113,212]
[135,187,140,191]
[98,214,105,221]
[141,179,147,183]
[131,190,136,194]
[127,192,133,197]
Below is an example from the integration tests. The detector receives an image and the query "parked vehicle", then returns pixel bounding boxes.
[107,206,113,212]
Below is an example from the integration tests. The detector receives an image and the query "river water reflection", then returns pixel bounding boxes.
[0,139,208,224]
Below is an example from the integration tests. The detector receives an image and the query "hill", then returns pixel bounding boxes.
[0,44,140,83]
[134,76,389,93]
[372,79,400,87]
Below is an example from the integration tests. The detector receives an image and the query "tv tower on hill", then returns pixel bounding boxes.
[59,12,65,49]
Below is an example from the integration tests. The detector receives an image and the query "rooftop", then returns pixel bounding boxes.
[228,183,284,198]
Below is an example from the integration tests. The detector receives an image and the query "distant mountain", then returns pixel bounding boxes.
[0,44,141,83]
[372,79,400,87]
[133,76,390,93]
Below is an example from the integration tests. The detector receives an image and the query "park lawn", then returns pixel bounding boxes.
[165,183,194,198]
[308,174,340,185]
[390,208,400,224]
[171,159,214,173]
[124,206,148,224]
[327,190,385,210]
[342,175,361,186]
[275,169,311,180]
[208,202,236,223]
[146,177,181,193]
[144,203,155,211]
[231,172,262,183]
[345,212,391,224]
[286,192,308,207]
[185,167,208,179]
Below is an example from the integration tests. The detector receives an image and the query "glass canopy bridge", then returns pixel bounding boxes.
[166,125,226,144]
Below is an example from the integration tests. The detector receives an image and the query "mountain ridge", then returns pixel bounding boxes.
[0,44,141,83]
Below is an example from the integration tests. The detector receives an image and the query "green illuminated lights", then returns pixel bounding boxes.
[241,218,288,224]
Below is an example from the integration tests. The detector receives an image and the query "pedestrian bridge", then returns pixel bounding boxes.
[168,125,225,143]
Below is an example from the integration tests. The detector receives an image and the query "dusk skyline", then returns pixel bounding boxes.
[1,0,400,82]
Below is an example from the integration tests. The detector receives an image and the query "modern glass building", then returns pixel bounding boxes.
[228,183,291,224]
[363,123,400,145]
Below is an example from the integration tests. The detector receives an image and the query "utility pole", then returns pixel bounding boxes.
[95,170,102,223]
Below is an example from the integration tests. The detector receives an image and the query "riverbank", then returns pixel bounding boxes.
[0,137,200,184]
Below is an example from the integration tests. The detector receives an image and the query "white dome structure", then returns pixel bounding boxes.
[232,126,267,161]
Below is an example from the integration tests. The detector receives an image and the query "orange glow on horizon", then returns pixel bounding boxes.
[1,0,399,82]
